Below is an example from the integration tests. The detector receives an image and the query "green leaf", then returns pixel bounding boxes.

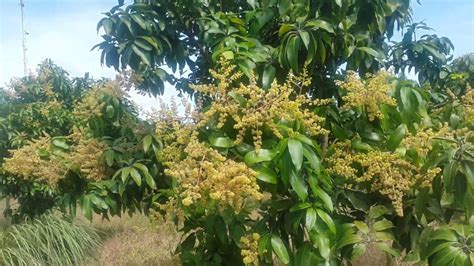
[237,59,256,78]
[262,64,276,89]
[230,224,245,244]
[138,36,159,51]
[104,149,114,167]
[386,124,406,151]
[258,233,271,255]
[337,225,360,248]
[130,167,142,186]
[145,172,156,189]
[209,135,235,148]
[352,243,367,260]
[306,20,335,33]
[256,166,278,184]
[317,209,336,234]
[375,242,401,257]
[81,195,93,220]
[121,167,131,183]
[463,162,474,186]
[244,149,276,165]
[300,31,310,49]
[278,0,292,16]
[279,24,295,38]
[130,13,147,29]
[295,243,319,266]
[358,47,384,60]
[305,208,317,231]
[106,105,115,118]
[134,163,156,189]
[271,235,290,264]
[303,148,321,172]
[432,246,463,266]
[290,202,312,212]
[354,221,369,234]
[290,170,308,201]
[214,216,228,244]
[288,138,304,171]
[287,36,300,73]
[294,134,314,147]
[52,139,69,150]
[443,160,458,190]
[143,135,153,153]
[368,205,390,219]
[374,231,395,241]
[132,44,152,66]
[415,188,429,220]
[313,186,333,212]
[221,50,234,60]
[315,235,330,259]
[430,228,457,242]
[373,220,394,232]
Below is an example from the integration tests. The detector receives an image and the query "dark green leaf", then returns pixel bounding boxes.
[256,166,278,184]
[244,149,277,165]
[209,135,235,148]
[305,208,317,231]
[143,135,153,153]
[130,167,142,186]
[290,170,308,201]
[271,235,290,264]
[288,138,304,171]
[386,124,406,151]
[262,64,276,89]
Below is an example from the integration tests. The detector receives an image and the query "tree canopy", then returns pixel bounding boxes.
[0,1,473,265]
[95,0,453,97]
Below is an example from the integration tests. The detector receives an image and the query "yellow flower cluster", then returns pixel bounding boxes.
[73,81,127,121]
[38,100,63,117]
[462,87,474,124]
[336,71,397,121]
[402,123,451,156]
[327,141,441,216]
[191,59,329,150]
[68,137,108,181]
[164,138,263,212]
[3,136,67,185]
[42,83,55,98]
[148,98,197,166]
[240,233,260,265]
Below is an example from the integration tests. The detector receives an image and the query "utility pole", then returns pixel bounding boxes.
[20,0,28,76]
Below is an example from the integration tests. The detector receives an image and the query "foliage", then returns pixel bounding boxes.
[153,63,345,265]
[0,60,161,222]
[0,1,472,265]
[139,60,472,265]
[0,213,101,265]
[95,0,454,97]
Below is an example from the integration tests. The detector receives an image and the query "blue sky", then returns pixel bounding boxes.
[1,0,473,109]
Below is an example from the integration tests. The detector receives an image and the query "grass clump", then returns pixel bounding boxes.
[0,213,101,265]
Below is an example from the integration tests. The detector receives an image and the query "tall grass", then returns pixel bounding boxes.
[0,214,101,265]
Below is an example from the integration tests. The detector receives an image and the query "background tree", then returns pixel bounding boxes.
[0,61,163,222]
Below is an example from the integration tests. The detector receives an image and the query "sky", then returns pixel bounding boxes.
[1,0,473,110]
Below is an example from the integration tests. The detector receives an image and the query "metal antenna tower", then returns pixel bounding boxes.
[20,0,28,75]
